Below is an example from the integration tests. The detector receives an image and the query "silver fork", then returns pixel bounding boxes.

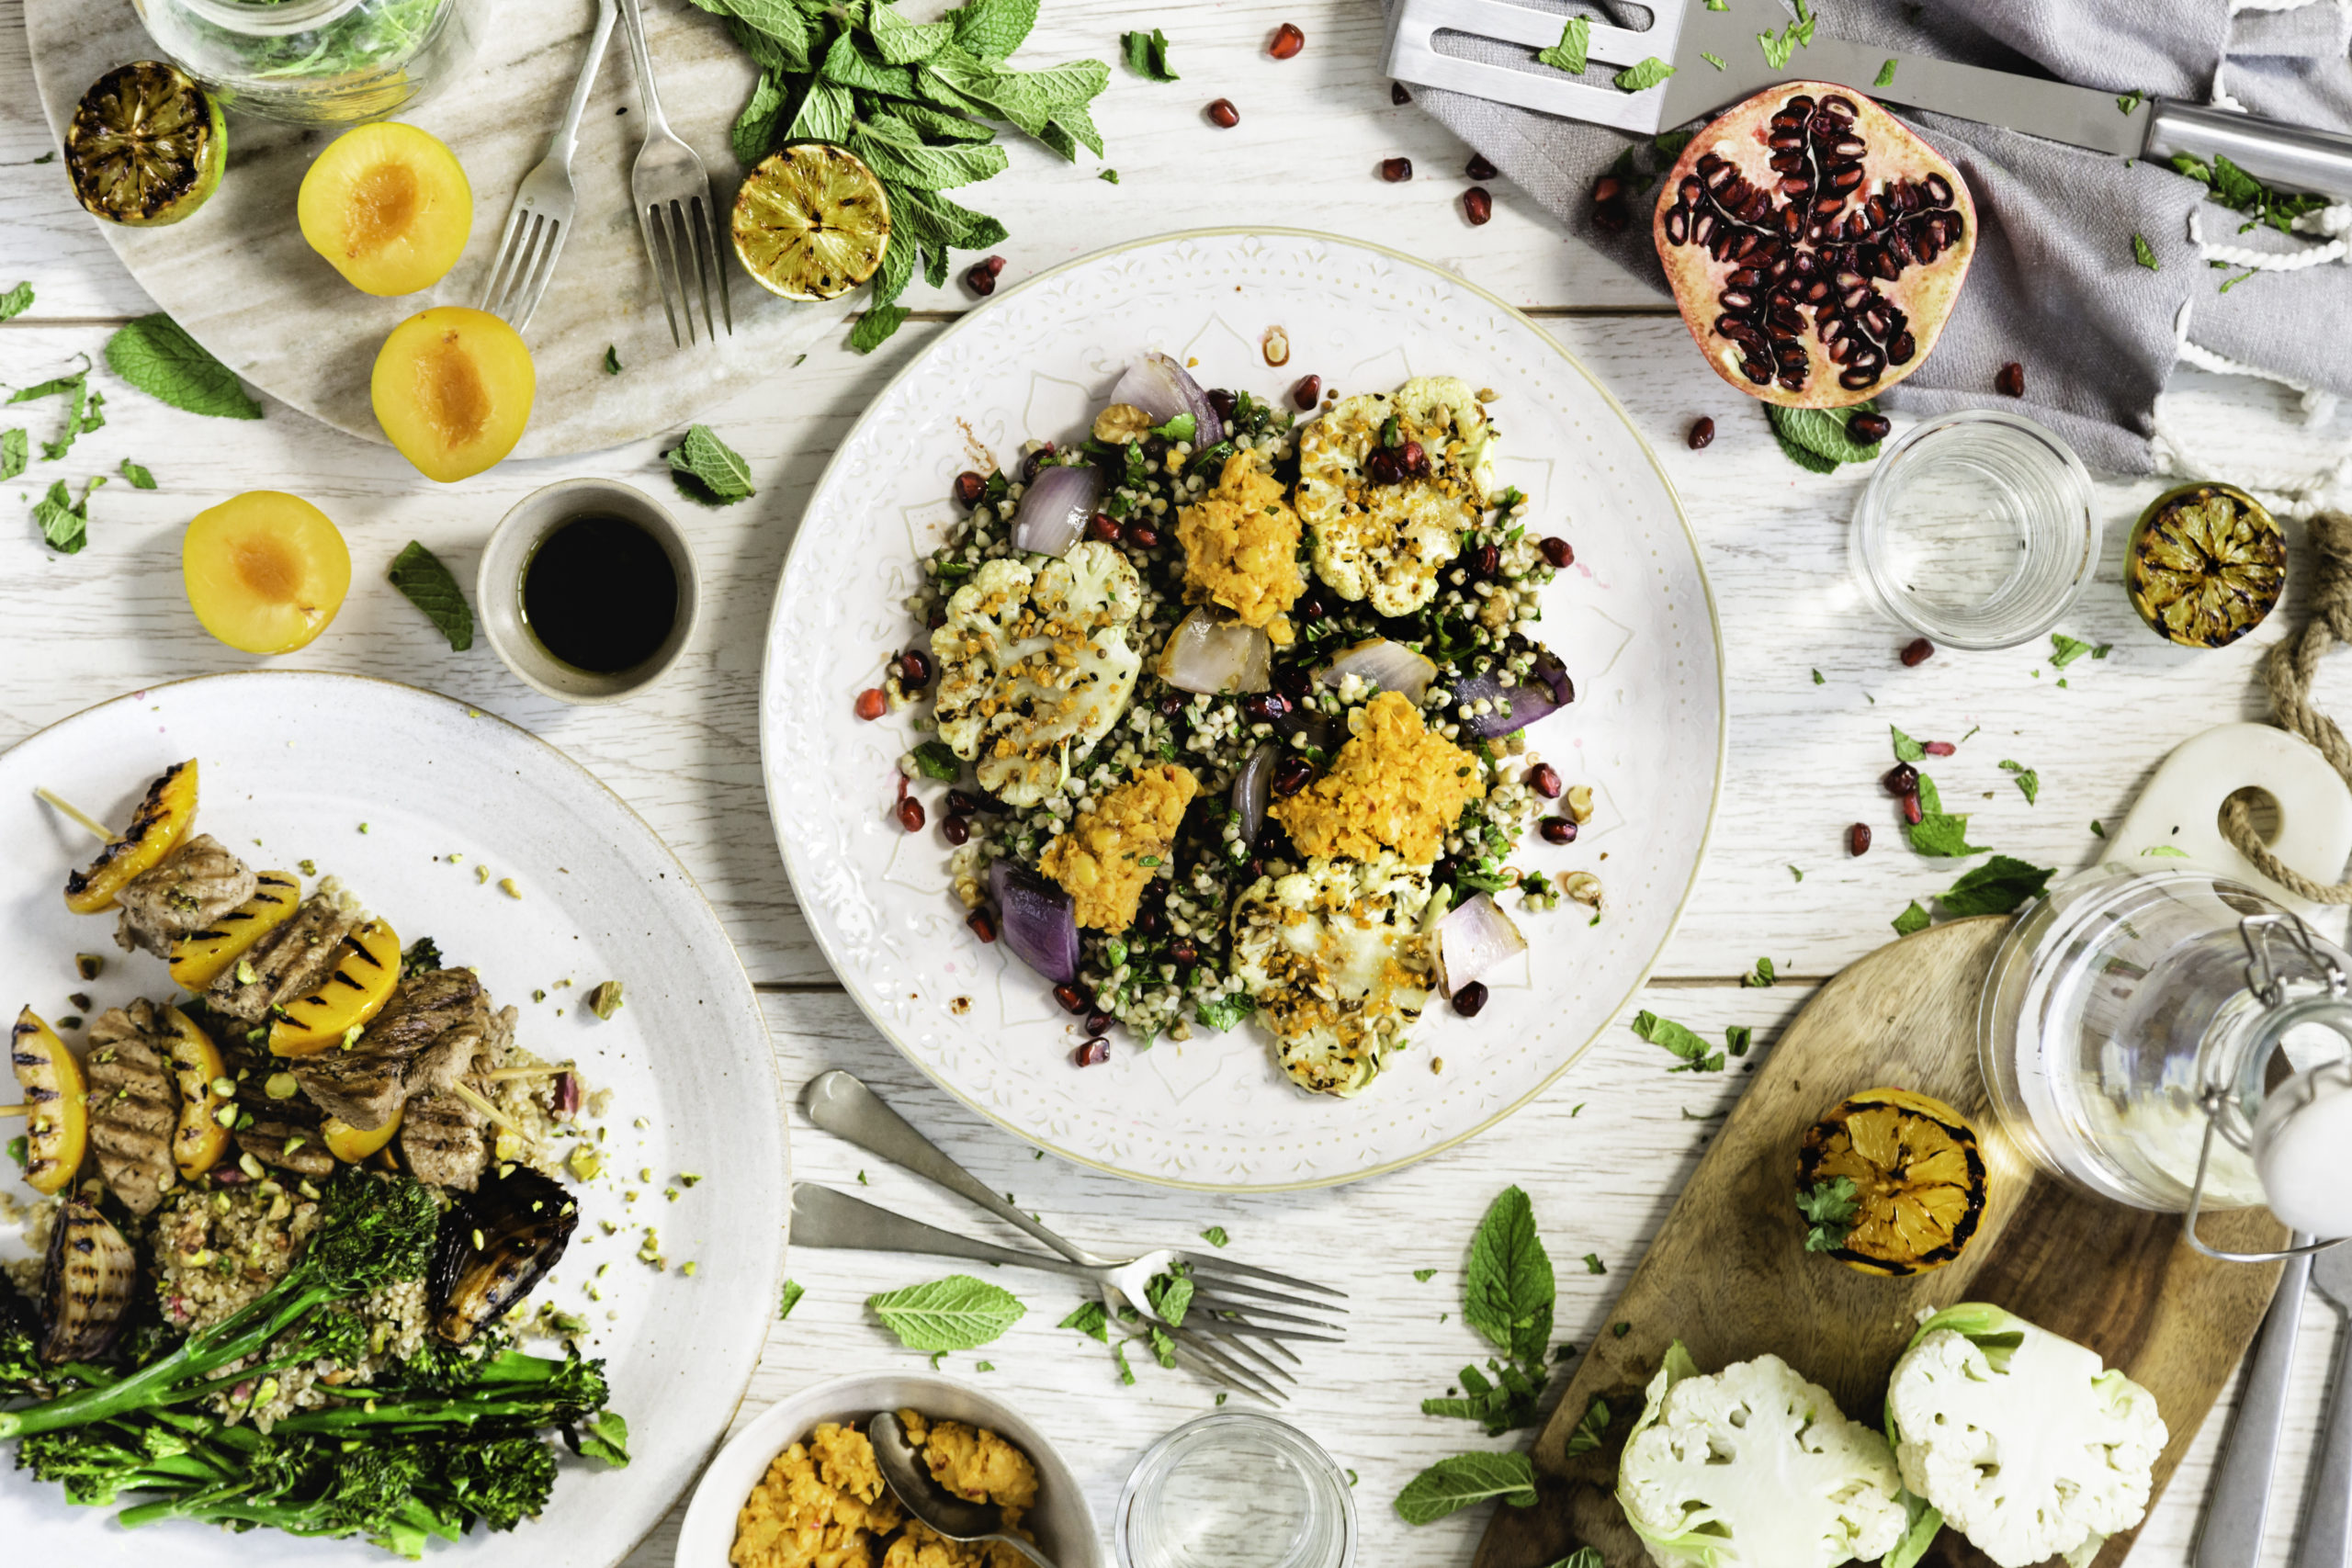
[615,0,729,344]
[479,0,616,332]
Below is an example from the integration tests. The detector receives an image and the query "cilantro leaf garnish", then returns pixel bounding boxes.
[1797,1176,1860,1252]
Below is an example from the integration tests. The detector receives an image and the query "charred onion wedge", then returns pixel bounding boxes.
[62,759,198,914]
[160,1004,232,1179]
[9,1009,87,1195]
[40,1198,136,1363]
[168,870,301,990]
[1795,1086,1987,1277]
[268,917,401,1056]
[428,1167,579,1345]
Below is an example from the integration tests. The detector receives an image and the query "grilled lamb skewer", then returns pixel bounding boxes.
[82,1001,180,1215]
[204,888,362,1028]
[290,967,491,1134]
[112,834,257,958]
[398,1005,516,1192]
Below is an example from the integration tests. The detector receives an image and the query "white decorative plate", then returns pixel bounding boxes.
[760,229,1724,1191]
[0,671,786,1567]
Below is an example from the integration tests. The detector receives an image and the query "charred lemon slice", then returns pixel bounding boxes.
[1795,1086,1986,1277]
[2126,481,2285,650]
[64,759,198,914]
[169,870,301,989]
[10,1009,87,1195]
[159,1004,232,1179]
[269,918,401,1056]
[731,143,891,302]
[66,62,226,228]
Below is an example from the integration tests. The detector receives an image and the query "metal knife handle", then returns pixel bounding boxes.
[2197,1240,2312,1568]
[2148,102,2352,206]
[2296,1281,2352,1568]
[787,1183,1093,1281]
[801,1071,1098,1266]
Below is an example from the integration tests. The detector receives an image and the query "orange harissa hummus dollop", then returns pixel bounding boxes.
[1270,691,1485,865]
[1175,453,1304,631]
[1039,762,1199,931]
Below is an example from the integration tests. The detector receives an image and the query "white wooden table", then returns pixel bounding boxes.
[5,2,2349,1563]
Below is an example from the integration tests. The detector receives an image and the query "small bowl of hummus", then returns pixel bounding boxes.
[676,1371,1102,1568]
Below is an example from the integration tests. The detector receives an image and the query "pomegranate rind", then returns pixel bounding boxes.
[1654,81,1976,410]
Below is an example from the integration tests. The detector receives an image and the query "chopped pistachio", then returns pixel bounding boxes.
[664,1187,679,1201]
[282,1134,306,1156]
[568,1145,603,1180]
[357,822,369,834]
[499,877,521,899]
[678,1172,702,1187]
[264,1072,300,1100]
[239,1151,265,1179]
[67,991,92,1012]
[212,1104,238,1127]
[446,852,463,863]
[586,980,624,1020]
[299,859,318,877]
[533,989,548,1003]
[56,1016,82,1032]
[74,953,104,981]
[681,1260,698,1277]
[475,865,490,885]
[341,1024,363,1051]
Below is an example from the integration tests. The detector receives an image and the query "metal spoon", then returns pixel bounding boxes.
[869,1411,1057,1568]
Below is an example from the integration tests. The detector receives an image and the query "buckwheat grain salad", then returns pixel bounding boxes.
[876,355,1600,1098]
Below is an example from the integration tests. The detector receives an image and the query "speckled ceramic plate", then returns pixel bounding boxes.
[0,671,786,1567]
[759,229,1724,1191]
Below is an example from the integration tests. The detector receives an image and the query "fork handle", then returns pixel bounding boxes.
[2297,1279,2352,1568]
[547,0,618,164]
[2198,1240,2311,1568]
[612,0,672,129]
[802,1071,1101,1266]
[789,1183,1094,1280]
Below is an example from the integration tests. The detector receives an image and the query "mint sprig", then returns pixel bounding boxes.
[866,1273,1025,1351]
[1393,1450,1537,1524]
[665,423,755,506]
[104,314,262,420]
[387,541,475,652]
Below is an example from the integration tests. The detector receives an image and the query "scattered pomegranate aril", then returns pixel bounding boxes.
[946,789,985,816]
[1883,762,1919,796]
[1848,822,1872,856]
[1381,157,1413,182]
[1540,816,1577,845]
[1053,983,1091,1014]
[1922,739,1956,757]
[965,263,997,296]
[1464,187,1493,226]
[1085,513,1121,543]
[1170,936,1200,967]
[1849,411,1892,443]
[1453,980,1489,1017]
[1400,439,1429,476]
[1125,523,1160,550]
[1207,98,1239,129]
[1540,536,1574,569]
[1242,692,1290,724]
[1688,416,1715,449]
[1021,444,1056,482]
[896,797,926,832]
[1206,388,1238,421]
[1292,374,1322,410]
[1902,794,1924,826]
[1073,1037,1111,1066]
[1467,152,1498,181]
[1526,762,1563,798]
[899,648,932,687]
[952,470,986,508]
[1392,82,1412,105]
[1900,637,1935,667]
[941,814,970,846]
[1268,22,1304,59]
[1272,757,1317,798]
[1084,1010,1113,1035]
[1996,361,2025,397]
[854,688,888,721]
[1363,446,1406,486]
[1653,83,1976,408]
[1590,173,1630,233]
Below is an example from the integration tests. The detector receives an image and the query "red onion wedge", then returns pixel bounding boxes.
[1436,892,1526,997]
[1111,352,1224,445]
[989,860,1080,984]
[1233,741,1279,846]
[1449,652,1573,739]
[1010,462,1103,558]
[1158,608,1272,694]
[1317,637,1437,705]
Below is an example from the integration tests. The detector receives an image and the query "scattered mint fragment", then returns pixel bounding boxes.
[2118,89,2146,115]
[2049,632,2109,668]
[1889,725,1926,763]
[1893,900,1931,936]
[387,541,475,652]
[2169,151,2328,237]
[1145,1268,1193,1327]
[1703,0,1727,7]
[2219,268,2256,294]
[1875,59,1897,86]
[866,1274,1026,1351]
[2143,844,2189,859]
[32,477,92,554]
[105,314,262,420]
[2090,819,2106,839]
[1536,16,1589,74]
[0,282,29,321]
[1098,168,1118,183]
[1999,759,2039,805]
[1612,1321,1632,1338]
[851,306,910,355]
[1938,854,2054,917]
[1758,27,1797,70]
[1548,1552,1606,1568]
[2132,233,2160,271]
[1909,775,1990,858]
[976,1359,995,1371]
[1113,1338,1135,1385]
[778,1280,806,1320]
[1612,57,1675,93]
[666,423,755,505]
[1724,1023,1753,1056]
[1743,956,1776,987]
[1414,1268,1438,1282]
[1812,668,1825,684]
[604,345,622,375]
[1789,864,1804,882]
[1394,1451,1538,1524]
[1563,1395,1611,1456]
[1797,1176,1860,1252]
[1193,993,1254,1032]
[119,457,155,489]
[1120,28,1176,81]
[1059,1300,1110,1342]
[0,429,23,480]
[1199,1225,1228,1247]
[1770,402,1885,469]
[910,739,961,781]
[1634,1010,1723,1073]
[1582,1253,1606,1275]
[1701,51,1726,70]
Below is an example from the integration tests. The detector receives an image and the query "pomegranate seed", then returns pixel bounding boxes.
[1085,513,1121,543]
[1688,417,1715,450]
[1392,82,1412,105]
[1849,412,1892,443]
[1242,692,1289,724]
[952,470,985,508]
[1474,542,1499,578]
[1591,175,1622,203]
[1922,739,1956,757]
[1463,187,1493,225]
[1883,762,1919,796]
[1400,439,1429,475]
[1540,817,1577,845]
[896,797,925,832]
[1525,762,1563,798]
[1467,152,1498,181]
[1268,22,1304,58]
[1272,757,1317,798]
[1126,523,1160,550]
[946,789,984,816]
[1996,362,2026,397]
[984,254,1006,276]
[942,814,970,846]
[967,908,997,942]
[965,263,996,296]
[1452,981,1489,1017]
[1381,157,1413,182]
[1902,794,1924,826]
[1900,637,1936,667]
[1207,389,1238,421]
[1540,536,1574,569]
[854,688,888,721]
[1053,983,1090,1014]
[1074,1037,1111,1066]
[1848,822,1872,856]
[1021,444,1057,481]
[1170,937,1200,966]
[1084,1010,1113,1035]
[899,648,932,687]
[1207,98,1239,129]
[1292,374,1321,410]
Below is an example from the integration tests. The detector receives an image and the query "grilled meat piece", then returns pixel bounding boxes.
[398,1003,514,1192]
[291,967,489,1134]
[205,891,360,1027]
[83,1001,180,1215]
[232,1063,336,1178]
[113,834,257,957]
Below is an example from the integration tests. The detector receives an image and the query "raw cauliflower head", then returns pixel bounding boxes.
[929,541,1143,808]
[1229,852,1437,1096]
[1885,1304,2165,1568]
[1616,1344,1910,1568]
[1295,376,1496,618]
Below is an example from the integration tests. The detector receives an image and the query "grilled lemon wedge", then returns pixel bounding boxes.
[1796,1086,1987,1277]
[731,143,891,302]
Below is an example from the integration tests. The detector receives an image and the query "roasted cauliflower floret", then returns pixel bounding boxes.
[1038,763,1199,932]
[930,542,1144,808]
[1230,852,1437,1096]
[1616,1344,1910,1568]
[1270,691,1487,866]
[1295,376,1496,617]
[1175,452,1305,630]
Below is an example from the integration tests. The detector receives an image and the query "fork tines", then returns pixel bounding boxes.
[639,194,730,347]
[481,205,565,333]
[1164,1325,1291,1404]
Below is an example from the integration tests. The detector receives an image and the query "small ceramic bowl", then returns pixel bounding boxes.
[477,478,699,704]
[674,1371,1103,1568]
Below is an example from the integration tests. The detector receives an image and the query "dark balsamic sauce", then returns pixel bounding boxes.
[520,513,679,674]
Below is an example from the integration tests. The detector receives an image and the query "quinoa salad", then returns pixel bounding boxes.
[2,762,628,1554]
[866,355,1603,1098]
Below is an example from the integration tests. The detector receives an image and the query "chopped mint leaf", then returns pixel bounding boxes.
[1701,51,1726,70]
[1414,1268,1438,1282]
[1893,900,1931,936]
[1193,994,1254,1032]
[2118,89,2145,115]
[665,423,755,505]
[1758,26,1797,70]
[1611,1321,1632,1338]
[1889,725,1926,763]
[1058,1300,1110,1342]
[2049,632,2108,668]
[778,1280,806,1320]
[2090,819,2106,838]
[910,739,961,781]
[1199,1225,1228,1247]
[1743,956,1776,987]
[1797,1177,1860,1252]
[2133,232,2161,271]
[1120,28,1177,81]
[1535,16,1589,73]
[1563,1395,1611,1456]
[1724,1023,1753,1056]
[1875,58,1897,86]
[2143,844,2190,859]
[1582,1253,1606,1275]
[119,457,155,489]
[1151,412,1196,443]
[1811,668,1825,684]
[1999,759,2039,805]
[604,345,622,375]
[1789,864,1804,881]
[32,475,101,555]
[0,282,29,321]
[1612,57,1675,92]
[1098,168,1118,183]
[387,540,475,651]
[0,429,23,479]
[1633,1010,1723,1074]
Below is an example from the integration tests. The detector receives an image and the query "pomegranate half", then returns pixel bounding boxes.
[1654,82,1976,409]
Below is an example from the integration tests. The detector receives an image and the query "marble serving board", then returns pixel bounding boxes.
[25,0,849,456]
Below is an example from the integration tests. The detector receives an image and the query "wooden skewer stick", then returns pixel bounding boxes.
[450,1080,545,1150]
[35,786,119,845]
[0,1103,26,1118]
[485,1062,575,1082]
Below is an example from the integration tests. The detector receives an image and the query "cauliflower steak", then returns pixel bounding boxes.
[1295,376,1497,618]
[1229,852,1438,1096]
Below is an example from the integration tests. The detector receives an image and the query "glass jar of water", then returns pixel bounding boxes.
[133,0,487,124]
[1117,1413,1356,1568]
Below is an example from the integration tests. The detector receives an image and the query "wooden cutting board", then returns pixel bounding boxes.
[1476,916,2287,1568]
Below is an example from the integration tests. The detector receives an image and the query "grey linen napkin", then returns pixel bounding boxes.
[1386,0,2352,473]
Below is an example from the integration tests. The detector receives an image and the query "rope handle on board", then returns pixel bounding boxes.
[2225,508,2352,902]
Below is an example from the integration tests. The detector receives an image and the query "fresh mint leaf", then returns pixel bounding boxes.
[0,429,23,479]
[666,423,754,504]
[2144,844,2189,859]
[1875,58,1897,86]
[1563,1395,1611,1456]
[1909,775,1989,857]
[387,540,475,651]
[119,457,155,489]
[1199,1225,1228,1247]
[1653,130,1692,159]
[852,122,1010,190]
[1743,956,1776,988]
[1633,1010,1723,1073]
[1999,759,2038,805]
[1612,56,1674,92]
[1889,725,1925,763]
[1797,1177,1859,1252]
[778,1279,806,1320]
[1147,1325,1176,1369]
[1701,51,1725,69]
[1812,668,1825,684]
[2132,232,2160,271]
[1535,16,1589,73]
[105,314,262,420]
[951,0,1039,62]
[1893,900,1930,936]
[1770,402,1885,467]
[869,3,955,65]
[910,739,961,781]
[1099,168,1118,183]
[1465,1186,1554,1367]
[732,70,788,164]
[1193,993,1254,1032]
[1145,1268,1193,1327]
[866,1274,1025,1351]
[0,281,29,321]
[2048,632,2108,668]
[1393,1451,1537,1524]
[1758,27,1797,70]
[1059,1300,1110,1342]
[32,477,88,554]
[1120,28,1177,82]
[1582,1253,1606,1275]
[1938,854,2054,917]
[852,304,911,354]
[1725,1023,1753,1056]
[1414,1268,1438,1282]
[2118,89,2145,115]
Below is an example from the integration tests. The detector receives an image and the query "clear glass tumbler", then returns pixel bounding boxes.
[132,0,487,125]
[1117,1413,1356,1568]
[1849,409,2098,650]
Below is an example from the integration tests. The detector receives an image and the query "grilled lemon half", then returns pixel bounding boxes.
[1795,1086,1987,1277]
[2126,481,2286,650]
[731,143,891,302]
